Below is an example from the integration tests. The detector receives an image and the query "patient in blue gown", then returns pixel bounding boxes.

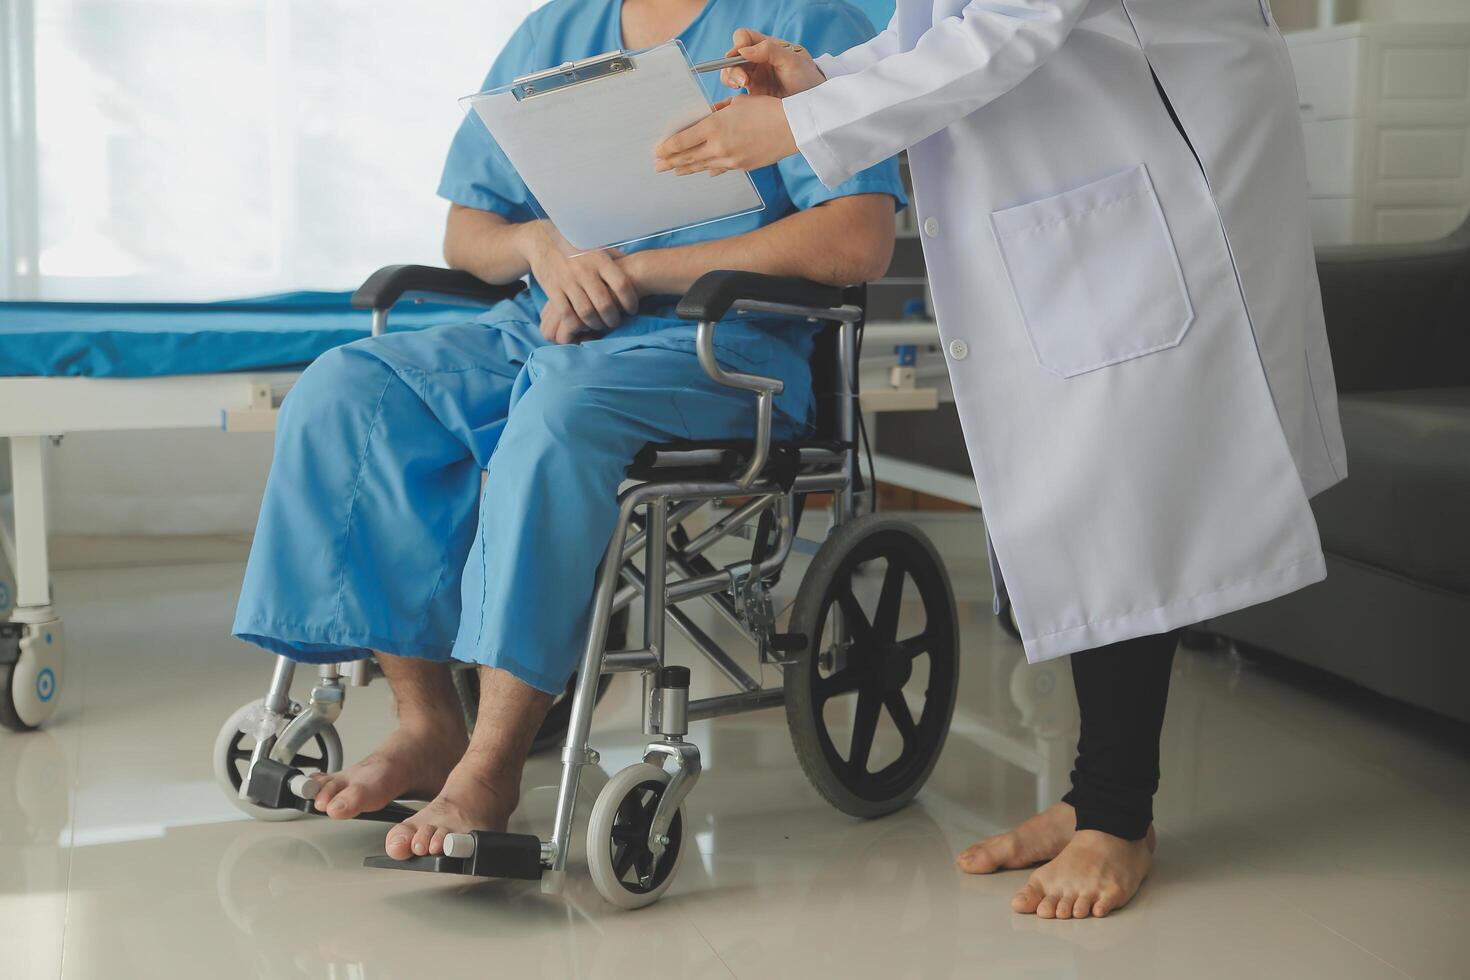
[231,0,904,859]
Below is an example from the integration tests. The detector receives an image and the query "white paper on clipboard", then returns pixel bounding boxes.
[461,41,764,254]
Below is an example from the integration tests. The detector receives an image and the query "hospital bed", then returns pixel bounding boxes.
[0,286,473,731]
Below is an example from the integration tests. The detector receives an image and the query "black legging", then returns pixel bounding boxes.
[1060,629,1181,841]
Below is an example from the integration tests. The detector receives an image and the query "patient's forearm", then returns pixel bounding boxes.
[625,195,895,295]
[442,205,534,284]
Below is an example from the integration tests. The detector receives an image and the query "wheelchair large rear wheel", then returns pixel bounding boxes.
[784,514,959,818]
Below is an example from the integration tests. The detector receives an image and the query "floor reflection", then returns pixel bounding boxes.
[7,519,1469,978]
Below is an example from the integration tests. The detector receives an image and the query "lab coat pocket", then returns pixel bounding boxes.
[990,164,1195,379]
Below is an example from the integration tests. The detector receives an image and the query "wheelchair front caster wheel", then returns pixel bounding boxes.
[784,514,960,819]
[213,699,343,822]
[0,619,64,732]
[586,762,686,909]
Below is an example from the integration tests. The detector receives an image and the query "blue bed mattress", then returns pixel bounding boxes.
[0,291,475,378]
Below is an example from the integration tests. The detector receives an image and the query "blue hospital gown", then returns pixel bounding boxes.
[233,0,906,692]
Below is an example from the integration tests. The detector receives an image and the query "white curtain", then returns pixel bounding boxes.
[26,0,539,301]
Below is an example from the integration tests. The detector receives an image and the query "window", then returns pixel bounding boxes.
[5,0,539,300]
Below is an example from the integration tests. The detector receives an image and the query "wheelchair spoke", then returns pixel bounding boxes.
[835,587,874,641]
[616,799,645,841]
[884,692,918,742]
[633,848,654,883]
[896,632,932,660]
[848,687,881,774]
[815,667,861,702]
[872,560,907,643]
[291,750,326,770]
[612,841,637,879]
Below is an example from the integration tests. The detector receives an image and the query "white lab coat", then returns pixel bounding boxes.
[783,0,1348,661]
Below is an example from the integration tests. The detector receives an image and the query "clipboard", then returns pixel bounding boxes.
[461,41,764,254]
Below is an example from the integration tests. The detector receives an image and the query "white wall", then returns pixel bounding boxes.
[49,431,274,536]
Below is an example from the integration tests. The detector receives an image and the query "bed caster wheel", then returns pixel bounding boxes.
[0,619,64,732]
[586,762,686,909]
[214,699,343,822]
[784,514,960,818]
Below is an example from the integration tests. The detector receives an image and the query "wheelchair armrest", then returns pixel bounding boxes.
[675,271,849,323]
[351,264,526,312]
[675,272,861,490]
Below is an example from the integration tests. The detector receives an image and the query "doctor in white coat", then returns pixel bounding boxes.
[658,0,1346,919]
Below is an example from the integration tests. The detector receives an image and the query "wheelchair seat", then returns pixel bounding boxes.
[625,438,849,486]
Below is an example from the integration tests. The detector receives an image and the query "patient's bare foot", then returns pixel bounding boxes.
[384,749,519,859]
[310,721,467,820]
[1010,828,1155,919]
[956,802,1078,874]
[380,666,551,859]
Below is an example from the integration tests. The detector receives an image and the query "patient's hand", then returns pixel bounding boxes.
[517,221,640,344]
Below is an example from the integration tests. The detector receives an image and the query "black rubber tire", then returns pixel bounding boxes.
[784,514,960,818]
[0,663,33,732]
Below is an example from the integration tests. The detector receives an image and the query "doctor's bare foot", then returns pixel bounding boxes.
[955,802,1078,874]
[1010,829,1155,919]
[310,654,468,819]
[385,666,553,860]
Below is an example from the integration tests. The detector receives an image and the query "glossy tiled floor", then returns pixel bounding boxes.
[3,514,1468,979]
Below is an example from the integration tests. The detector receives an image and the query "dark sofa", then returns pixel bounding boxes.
[1203,218,1470,725]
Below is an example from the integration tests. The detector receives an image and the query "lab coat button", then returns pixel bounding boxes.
[948,338,969,360]
[923,216,940,238]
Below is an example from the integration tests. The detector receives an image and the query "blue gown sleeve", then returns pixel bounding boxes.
[436,17,543,220]
[773,3,909,212]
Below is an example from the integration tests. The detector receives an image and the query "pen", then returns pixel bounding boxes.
[692,55,752,74]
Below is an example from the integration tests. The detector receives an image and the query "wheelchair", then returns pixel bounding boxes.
[216,264,960,908]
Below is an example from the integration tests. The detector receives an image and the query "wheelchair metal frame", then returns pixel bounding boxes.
[238,277,867,893]
[541,300,864,885]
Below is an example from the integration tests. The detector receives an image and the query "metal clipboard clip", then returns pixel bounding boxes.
[511,50,635,101]
[509,50,752,101]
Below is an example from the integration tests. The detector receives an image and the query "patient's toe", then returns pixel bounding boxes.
[385,822,415,861]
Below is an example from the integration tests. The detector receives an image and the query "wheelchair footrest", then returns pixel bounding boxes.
[363,830,545,881]
[244,758,420,823]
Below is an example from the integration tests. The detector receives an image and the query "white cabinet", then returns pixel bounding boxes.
[1287,22,1470,244]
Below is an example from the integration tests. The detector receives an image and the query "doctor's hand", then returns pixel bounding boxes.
[654,95,797,177]
[516,220,640,344]
[720,29,825,98]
